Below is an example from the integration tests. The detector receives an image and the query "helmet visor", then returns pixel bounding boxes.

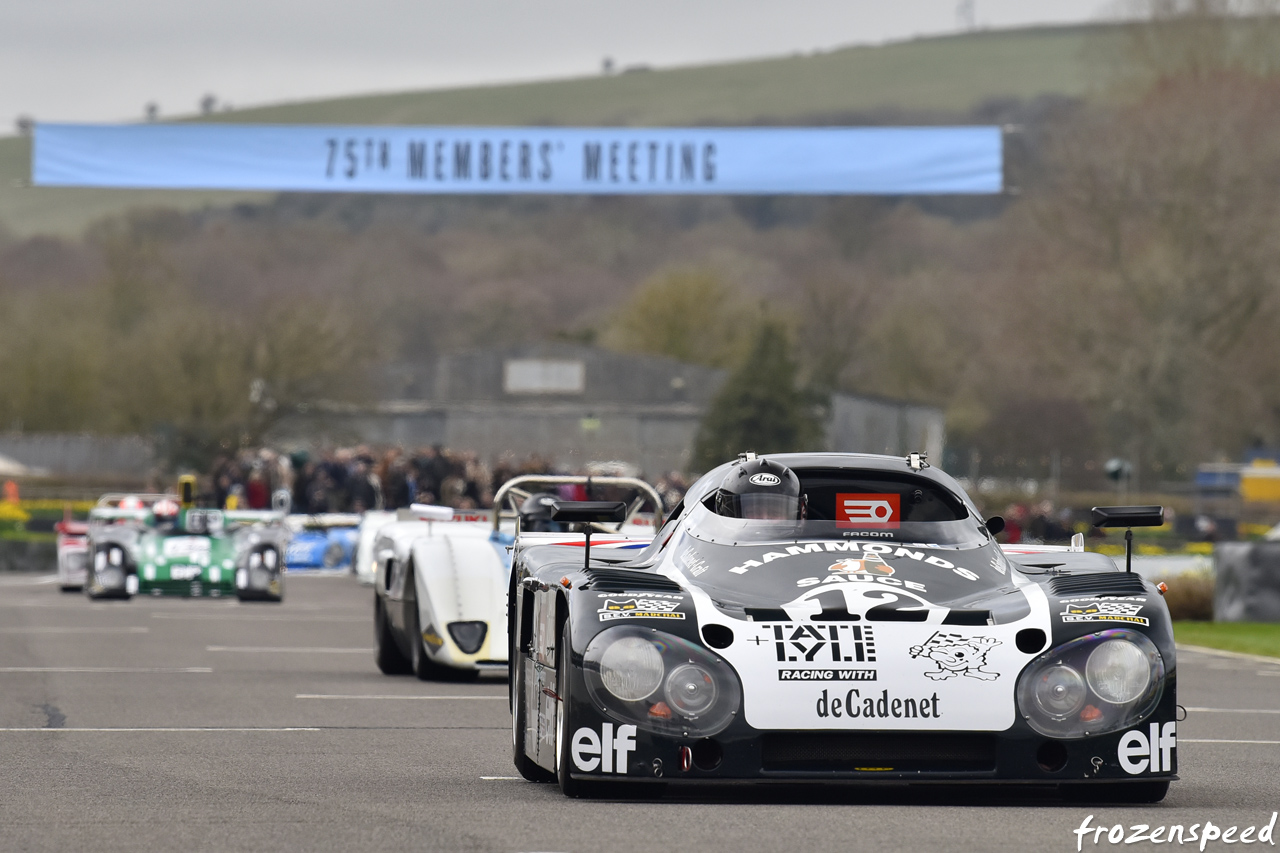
[739,493,800,520]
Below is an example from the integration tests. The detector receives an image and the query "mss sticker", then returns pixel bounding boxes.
[1061,600,1149,627]
[597,598,686,622]
[836,493,900,529]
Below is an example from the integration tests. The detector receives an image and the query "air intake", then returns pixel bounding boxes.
[446,621,488,655]
[1048,573,1147,597]
[582,568,683,593]
[762,732,997,772]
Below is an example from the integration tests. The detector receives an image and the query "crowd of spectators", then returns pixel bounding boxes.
[997,500,1078,544]
[206,446,689,515]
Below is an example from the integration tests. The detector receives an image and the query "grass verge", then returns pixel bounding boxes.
[1173,622,1280,660]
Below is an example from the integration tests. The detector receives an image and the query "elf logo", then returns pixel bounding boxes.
[1118,722,1176,774]
[571,723,636,774]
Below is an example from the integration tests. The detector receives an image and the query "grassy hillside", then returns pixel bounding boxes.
[0,23,1112,237]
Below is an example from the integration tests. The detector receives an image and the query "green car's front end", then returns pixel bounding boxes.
[86,505,288,603]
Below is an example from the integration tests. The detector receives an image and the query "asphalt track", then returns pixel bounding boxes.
[1,573,1278,853]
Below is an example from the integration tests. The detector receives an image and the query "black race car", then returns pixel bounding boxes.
[508,452,1176,801]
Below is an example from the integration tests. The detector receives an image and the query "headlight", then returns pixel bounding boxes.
[599,636,664,701]
[1033,664,1086,717]
[1086,639,1152,704]
[583,625,741,737]
[1016,629,1163,739]
[666,663,718,717]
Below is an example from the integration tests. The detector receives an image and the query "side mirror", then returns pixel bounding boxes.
[985,516,1005,537]
[550,501,628,525]
[1091,505,1165,574]
[551,501,629,569]
[178,474,197,508]
[1091,506,1164,529]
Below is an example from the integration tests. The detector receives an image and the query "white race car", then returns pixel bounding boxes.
[372,475,664,680]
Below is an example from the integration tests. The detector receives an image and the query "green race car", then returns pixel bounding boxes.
[85,499,288,602]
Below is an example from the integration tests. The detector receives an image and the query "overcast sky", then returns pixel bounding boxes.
[3,0,1110,126]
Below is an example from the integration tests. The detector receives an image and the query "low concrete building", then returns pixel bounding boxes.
[276,344,944,475]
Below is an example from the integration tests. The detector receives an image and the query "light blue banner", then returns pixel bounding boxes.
[33,123,1002,195]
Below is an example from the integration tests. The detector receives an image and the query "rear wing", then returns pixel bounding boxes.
[225,510,286,526]
[491,475,664,534]
[93,493,171,509]
[1001,533,1085,554]
[285,513,362,530]
[87,507,150,522]
[393,505,496,524]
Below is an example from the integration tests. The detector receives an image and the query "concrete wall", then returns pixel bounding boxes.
[0,434,156,478]
[1215,542,1280,622]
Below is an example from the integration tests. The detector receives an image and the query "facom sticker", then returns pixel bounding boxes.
[837,493,900,529]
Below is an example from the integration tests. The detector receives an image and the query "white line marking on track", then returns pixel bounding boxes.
[1260,671,1280,677]
[1177,643,1280,664]
[0,627,149,634]
[206,646,374,653]
[1182,738,1280,745]
[480,776,522,780]
[0,726,320,732]
[296,694,506,700]
[0,666,212,673]
[1186,707,1280,714]
[153,613,366,622]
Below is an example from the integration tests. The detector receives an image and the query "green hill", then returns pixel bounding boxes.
[0,23,1113,237]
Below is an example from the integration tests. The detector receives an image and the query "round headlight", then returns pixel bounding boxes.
[665,663,718,718]
[1086,639,1153,704]
[1033,664,1086,717]
[599,636,664,702]
[322,542,345,568]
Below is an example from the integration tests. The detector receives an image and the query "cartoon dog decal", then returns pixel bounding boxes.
[828,553,894,576]
[909,631,1001,681]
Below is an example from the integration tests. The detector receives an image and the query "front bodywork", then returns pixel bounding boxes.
[511,453,1178,793]
[374,513,514,674]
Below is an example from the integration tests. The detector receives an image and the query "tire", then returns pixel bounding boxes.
[374,595,412,675]
[1062,780,1170,804]
[59,585,82,593]
[555,618,590,798]
[512,645,555,782]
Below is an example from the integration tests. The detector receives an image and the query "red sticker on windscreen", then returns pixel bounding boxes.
[837,493,900,529]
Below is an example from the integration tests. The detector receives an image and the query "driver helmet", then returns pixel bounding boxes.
[715,457,803,520]
[152,499,180,525]
[519,492,568,533]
